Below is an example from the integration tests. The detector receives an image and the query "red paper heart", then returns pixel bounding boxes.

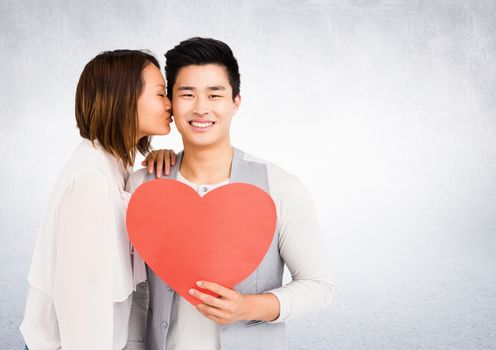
[126,179,276,305]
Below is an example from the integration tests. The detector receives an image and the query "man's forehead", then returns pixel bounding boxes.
[175,64,229,81]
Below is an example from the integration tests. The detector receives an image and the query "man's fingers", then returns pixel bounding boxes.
[189,289,224,308]
[196,303,227,320]
[196,281,233,299]
[197,307,225,325]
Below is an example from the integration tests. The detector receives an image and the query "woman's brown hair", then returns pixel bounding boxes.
[75,49,160,167]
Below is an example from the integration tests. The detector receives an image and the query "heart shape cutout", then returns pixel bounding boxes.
[126,179,276,305]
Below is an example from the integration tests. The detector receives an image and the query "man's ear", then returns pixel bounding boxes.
[233,94,241,114]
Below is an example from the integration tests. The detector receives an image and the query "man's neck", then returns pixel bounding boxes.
[179,142,234,185]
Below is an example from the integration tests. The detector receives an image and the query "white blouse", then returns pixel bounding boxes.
[20,139,145,350]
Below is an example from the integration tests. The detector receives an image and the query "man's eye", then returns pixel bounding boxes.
[158,93,165,97]
[181,94,193,97]
[210,95,222,98]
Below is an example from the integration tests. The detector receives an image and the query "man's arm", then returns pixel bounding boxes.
[265,164,335,322]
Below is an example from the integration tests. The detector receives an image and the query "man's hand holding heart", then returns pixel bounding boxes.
[189,280,280,324]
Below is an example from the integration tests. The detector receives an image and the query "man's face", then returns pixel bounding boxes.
[171,64,240,149]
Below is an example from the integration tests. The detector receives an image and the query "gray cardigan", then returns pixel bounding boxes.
[127,148,287,350]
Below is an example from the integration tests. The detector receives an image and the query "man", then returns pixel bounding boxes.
[127,37,334,350]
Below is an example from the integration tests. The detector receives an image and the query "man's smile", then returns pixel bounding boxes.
[189,119,216,130]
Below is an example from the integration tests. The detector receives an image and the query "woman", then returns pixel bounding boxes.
[20,50,175,349]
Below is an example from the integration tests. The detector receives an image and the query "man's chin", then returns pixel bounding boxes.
[182,137,230,150]
[182,138,214,148]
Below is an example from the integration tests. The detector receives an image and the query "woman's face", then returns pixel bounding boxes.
[137,64,173,138]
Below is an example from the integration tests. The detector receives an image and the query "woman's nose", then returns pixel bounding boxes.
[164,97,172,112]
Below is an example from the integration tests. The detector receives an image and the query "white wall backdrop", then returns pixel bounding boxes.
[1,1,495,349]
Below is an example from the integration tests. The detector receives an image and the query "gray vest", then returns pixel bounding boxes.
[145,148,287,350]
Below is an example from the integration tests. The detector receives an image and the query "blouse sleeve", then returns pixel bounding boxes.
[52,173,115,349]
[20,285,62,349]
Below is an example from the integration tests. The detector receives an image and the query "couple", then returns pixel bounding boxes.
[20,37,334,350]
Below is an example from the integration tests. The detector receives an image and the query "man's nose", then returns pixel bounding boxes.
[192,96,209,115]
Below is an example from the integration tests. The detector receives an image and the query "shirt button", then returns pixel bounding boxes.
[167,286,174,292]
[161,321,168,329]
[201,186,208,193]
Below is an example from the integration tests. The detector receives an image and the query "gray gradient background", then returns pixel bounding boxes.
[1,0,495,349]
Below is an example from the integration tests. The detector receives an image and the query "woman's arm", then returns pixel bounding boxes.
[52,174,115,349]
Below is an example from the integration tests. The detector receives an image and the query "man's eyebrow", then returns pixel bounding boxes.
[176,85,226,91]
[208,85,226,91]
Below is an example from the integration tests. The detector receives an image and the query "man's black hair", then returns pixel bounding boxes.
[164,37,240,99]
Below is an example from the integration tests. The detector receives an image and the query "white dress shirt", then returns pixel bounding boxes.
[165,172,228,350]
[20,139,145,350]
